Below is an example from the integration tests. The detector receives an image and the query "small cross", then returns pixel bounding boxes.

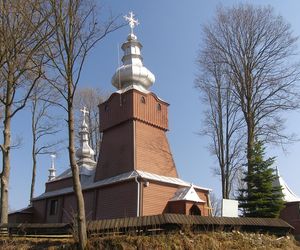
[124,11,139,34]
[80,106,89,123]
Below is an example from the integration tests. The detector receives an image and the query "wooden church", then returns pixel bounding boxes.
[273,169,300,240]
[9,13,211,223]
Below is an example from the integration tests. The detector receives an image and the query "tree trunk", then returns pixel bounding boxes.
[221,166,226,199]
[30,102,37,203]
[246,115,255,175]
[30,139,37,203]
[1,122,11,224]
[1,102,12,224]
[246,114,255,200]
[68,100,87,249]
[1,71,14,225]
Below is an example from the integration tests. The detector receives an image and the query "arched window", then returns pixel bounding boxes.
[104,104,109,111]
[189,204,201,216]
[141,96,146,104]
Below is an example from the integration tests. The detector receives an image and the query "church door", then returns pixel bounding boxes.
[189,204,201,216]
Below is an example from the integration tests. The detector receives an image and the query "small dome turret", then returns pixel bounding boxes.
[48,154,56,181]
[112,12,155,92]
[76,107,96,167]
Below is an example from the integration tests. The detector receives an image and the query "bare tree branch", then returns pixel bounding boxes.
[197,4,300,197]
[0,0,53,224]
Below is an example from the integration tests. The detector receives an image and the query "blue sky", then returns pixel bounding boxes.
[8,0,300,210]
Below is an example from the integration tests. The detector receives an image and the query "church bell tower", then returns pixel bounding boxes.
[94,12,178,181]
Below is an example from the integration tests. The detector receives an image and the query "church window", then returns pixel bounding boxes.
[105,104,109,111]
[141,96,146,104]
[157,103,161,111]
[49,199,58,215]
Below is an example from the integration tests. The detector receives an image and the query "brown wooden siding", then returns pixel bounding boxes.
[84,190,95,221]
[143,182,210,216]
[132,91,168,130]
[168,200,186,214]
[32,199,47,223]
[45,177,73,192]
[195,190,210,216]
[100,89,169,132]
[61,195,77,223]
[96,89,175,180]
[280,202,300,236]
[142,182,178,216]
[167,201,204,215]
[94,122,134,181]
[135,121,178,177]
[96,181,137,220]
[8,207,33,223]
[100,91,134,132]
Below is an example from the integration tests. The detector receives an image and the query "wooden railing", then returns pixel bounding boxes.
[1,214,294,238]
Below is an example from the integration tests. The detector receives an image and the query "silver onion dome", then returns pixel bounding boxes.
[112,12,155,91]
[75,107,95,164]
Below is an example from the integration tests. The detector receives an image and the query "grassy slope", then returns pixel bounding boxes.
[0,232,300,249]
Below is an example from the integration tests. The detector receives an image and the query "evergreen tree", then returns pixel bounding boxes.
[239,141,284,218]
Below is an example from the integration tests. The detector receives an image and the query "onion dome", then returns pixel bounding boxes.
[48,154,56,181]
[112,12,155,92]
[76,107,96,167]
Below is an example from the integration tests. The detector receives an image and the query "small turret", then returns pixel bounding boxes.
[48,154,56,181]
[76,107,96,168]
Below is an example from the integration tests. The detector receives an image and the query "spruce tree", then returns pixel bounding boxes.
[239,141,284,218]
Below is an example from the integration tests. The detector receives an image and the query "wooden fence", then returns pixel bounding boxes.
[0,214,293,238]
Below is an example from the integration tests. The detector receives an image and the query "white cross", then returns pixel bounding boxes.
[124,11,139,34]
[80,106,89,123]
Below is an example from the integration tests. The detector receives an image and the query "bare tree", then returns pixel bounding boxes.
[45,1,121,248]
[29,81,62,203]
[0,0,52,224]
[196,51,245,199]
[74,87,105,160]
[209,193,221,217]
[200,4,300,176]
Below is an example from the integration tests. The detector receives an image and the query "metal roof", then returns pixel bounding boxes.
[170,185,205,202]
[136,170,211,191]
[273,169,300,202]
[33,170,210,200]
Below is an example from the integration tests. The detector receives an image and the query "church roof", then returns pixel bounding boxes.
[52,165,95,181]
[273,169,300,202]
[170,185,205,203]
[136,170,210,191]
[33,170,210,201]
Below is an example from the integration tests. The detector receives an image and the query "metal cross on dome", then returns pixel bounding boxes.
[80,106,89,123]
[124,11,139,34]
